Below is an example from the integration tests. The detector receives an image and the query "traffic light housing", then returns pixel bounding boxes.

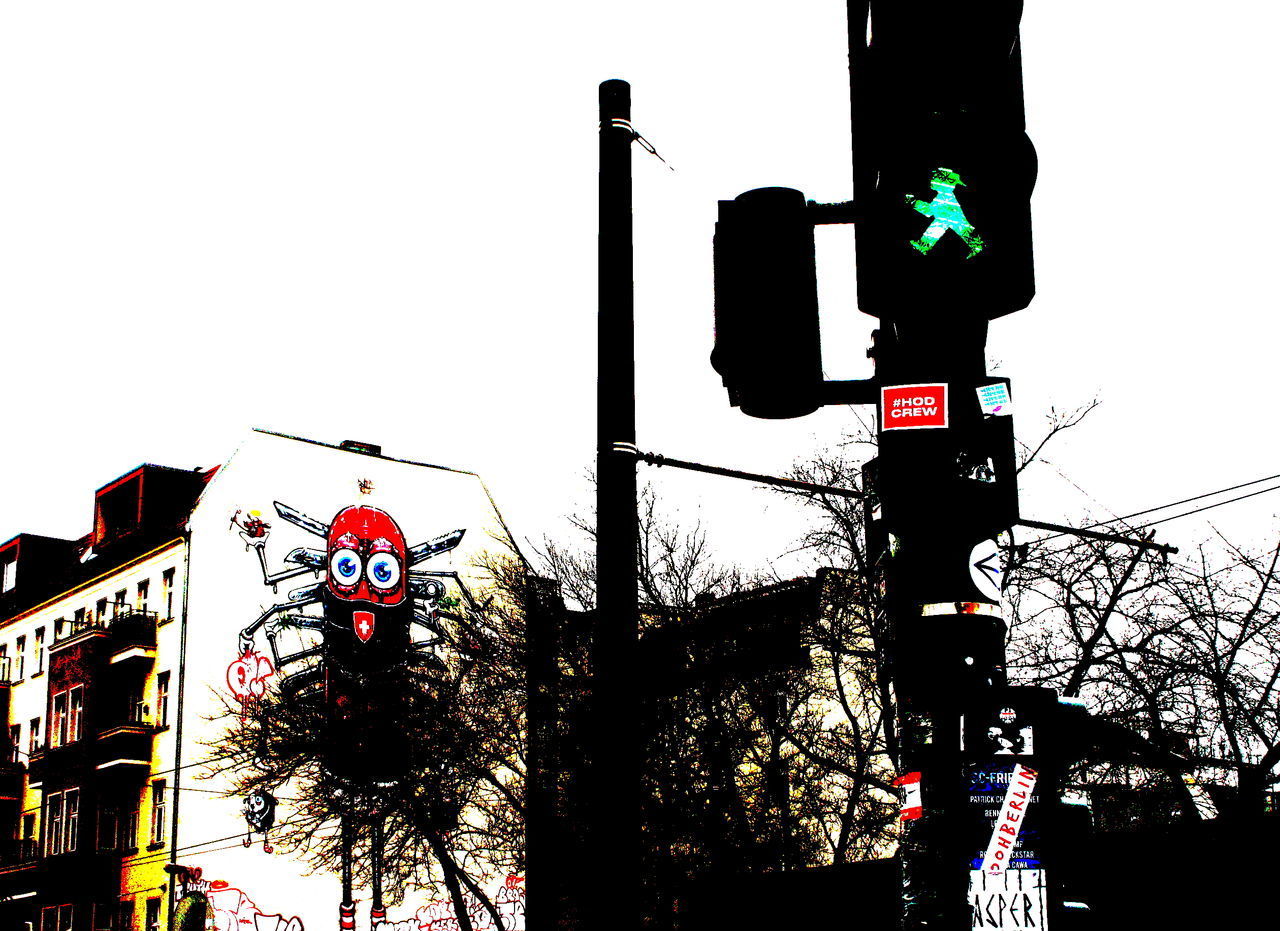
[712,187,823,419]
[875,378,1019,539]
[855,0,1036,321]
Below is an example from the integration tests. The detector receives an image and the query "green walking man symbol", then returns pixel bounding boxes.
[906,167,985,259]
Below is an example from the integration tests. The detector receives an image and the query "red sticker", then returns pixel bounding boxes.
[894,771,923,821]
[881,384,948,430]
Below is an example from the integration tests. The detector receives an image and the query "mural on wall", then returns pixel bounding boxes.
[227,500,482,929]
[170,867,307,931]
[375,875,526,931]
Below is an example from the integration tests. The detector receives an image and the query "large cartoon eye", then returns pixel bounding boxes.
[330,549,362,586]
[367,553,401,590]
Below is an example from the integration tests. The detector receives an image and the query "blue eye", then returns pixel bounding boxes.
[367,554,400,590]
[330,549,362,584]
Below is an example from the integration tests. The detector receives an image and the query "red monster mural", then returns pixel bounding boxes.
[234,502,475,930]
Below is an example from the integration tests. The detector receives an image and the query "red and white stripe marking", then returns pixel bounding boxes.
[893,771,923,821]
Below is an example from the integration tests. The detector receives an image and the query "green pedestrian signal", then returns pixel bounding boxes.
[907,168,985,259]
[854,0,1035,321]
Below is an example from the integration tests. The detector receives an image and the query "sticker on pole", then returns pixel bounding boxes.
[976,382,1012,416]
[981,764,1038,875]
[881,384,948,430]
[893,771,923,821]
[969,539,1005,602]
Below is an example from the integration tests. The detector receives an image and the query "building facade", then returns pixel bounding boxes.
[0,464,207,931]
[0,433,527,931]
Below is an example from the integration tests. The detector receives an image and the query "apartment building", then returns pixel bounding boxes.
[0,465,209,931]
[0,431,523,931]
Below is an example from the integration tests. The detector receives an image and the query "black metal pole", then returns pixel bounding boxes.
[592,77,640,931]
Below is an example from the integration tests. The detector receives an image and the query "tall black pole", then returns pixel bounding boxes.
[592,77,640,931]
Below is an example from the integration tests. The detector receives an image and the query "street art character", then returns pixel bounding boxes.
[242,789,277,853]
[234,501,475,931]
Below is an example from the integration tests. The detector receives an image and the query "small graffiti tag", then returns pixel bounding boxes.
[227,647,276,710]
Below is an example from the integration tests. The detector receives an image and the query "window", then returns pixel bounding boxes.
[117,901,135,931]
[51,693,67,748]
[64,789,80,852]
[93,903,116,931]
[161,567,176,620]
[1,553,16,592]
[120,804,139,850]
[68,687,84,742]
[50,687,84,746]
[35,626,45,672]
[45,789,80,855]
[97,803,118,851]
[145,898,161,931]
[40,904,73,931]
[102,797,140,852]
[157,671,170,727]
[137,579,150,613]
[0,644,7,682]
[46,792,64,855]
[29,717,40,755]
[149,780,167,846]
[8,724,19,763]
[22,813,36,858]
[96,597,108,621]
[71,608,85,637]
[14,635,24,680]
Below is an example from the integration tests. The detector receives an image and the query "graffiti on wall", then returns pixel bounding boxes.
[207,883,305,931]
[374,875,526,931]
[229,500,477,928]
[168,867,305,931]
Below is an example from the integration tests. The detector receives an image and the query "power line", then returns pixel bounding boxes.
[1076,472,1280,533]
[124,813,327,867]
[1137,483,1280,531]
[1029,472,1280,545]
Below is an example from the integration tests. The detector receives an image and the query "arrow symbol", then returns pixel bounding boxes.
[974,553,1003,590]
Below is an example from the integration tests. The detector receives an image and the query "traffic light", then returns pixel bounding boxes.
[855,0,1036,321]
[712,187,822,419]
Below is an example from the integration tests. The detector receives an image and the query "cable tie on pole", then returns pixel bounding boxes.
[604,118,675,171]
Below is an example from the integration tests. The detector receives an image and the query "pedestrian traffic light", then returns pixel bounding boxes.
[855,0,1036,321]
[712,187,822,419]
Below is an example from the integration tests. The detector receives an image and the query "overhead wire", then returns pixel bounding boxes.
[1026,471,1280,547]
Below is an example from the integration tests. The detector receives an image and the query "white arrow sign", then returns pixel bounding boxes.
[969,539,1005,602]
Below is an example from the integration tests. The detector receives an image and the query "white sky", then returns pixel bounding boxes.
[1,1,1276,576]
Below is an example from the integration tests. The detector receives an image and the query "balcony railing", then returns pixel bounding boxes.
[0,838,40,868]
[54,603,159,647]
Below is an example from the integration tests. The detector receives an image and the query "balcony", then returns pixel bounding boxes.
[0,758,23,802]
[50,614,110,654]
[50,603,158,665]
[95,702,158,774]
[0,839,39,874]
[106,609,158,666]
